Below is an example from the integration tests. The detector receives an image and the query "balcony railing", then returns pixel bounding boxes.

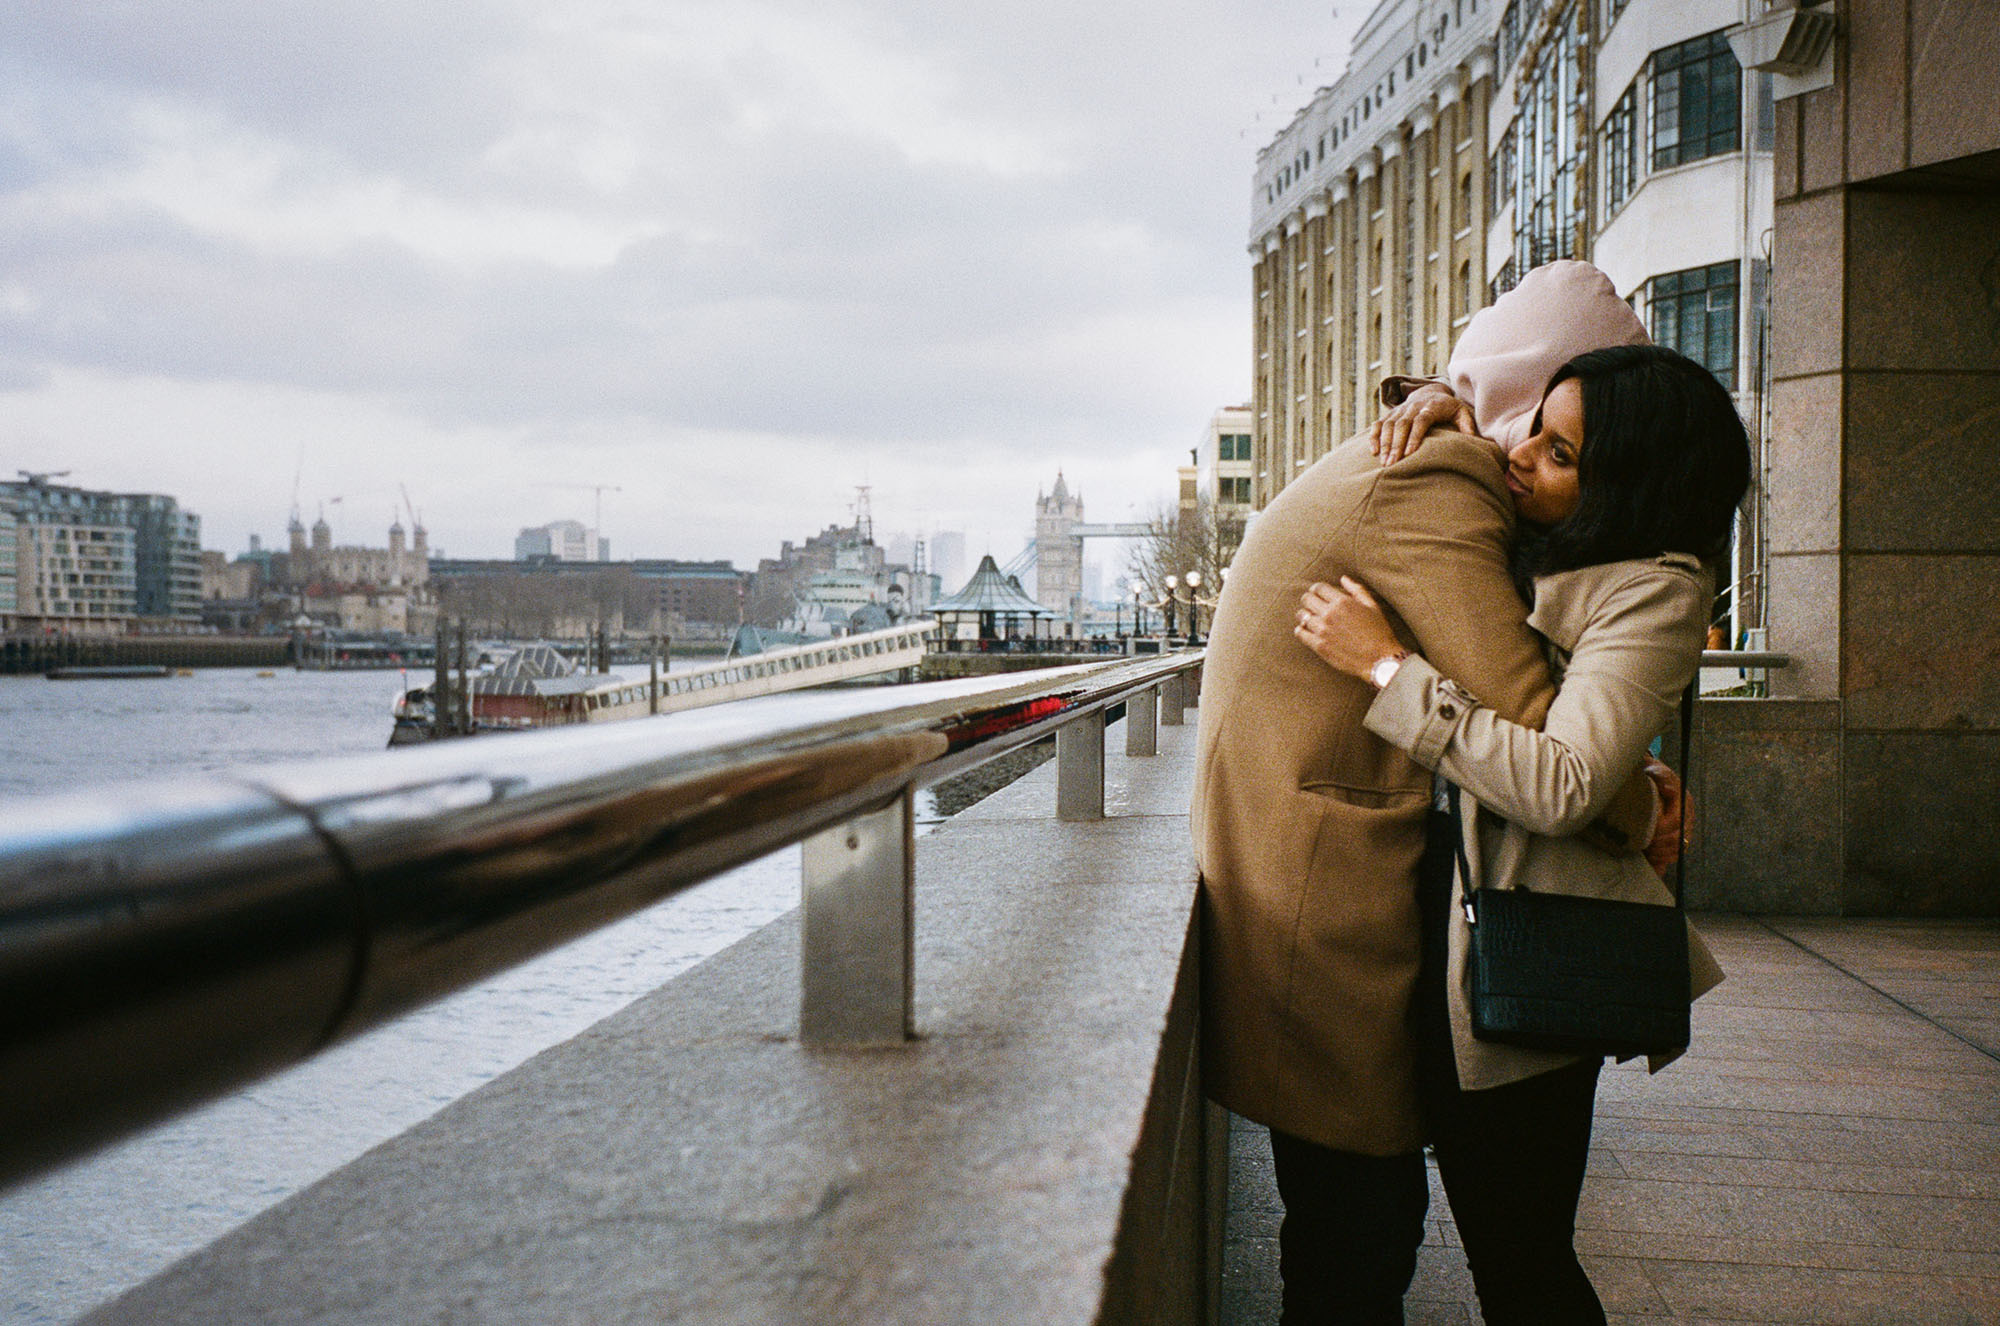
[0,650,1205,1187]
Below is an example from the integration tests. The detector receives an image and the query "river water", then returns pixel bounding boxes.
[0,666,859,1324]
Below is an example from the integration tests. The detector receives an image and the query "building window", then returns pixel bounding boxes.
[1488,120,1517,221]
[1498,0,1522,70]
[1220,477,1253,505]
[1647,261,1738,389]
[1218,433,1253,461]
[1602,83,1638,215]
[1399,169,1416,367]
[1650,31,1741,170]
[1511,2,1586,276]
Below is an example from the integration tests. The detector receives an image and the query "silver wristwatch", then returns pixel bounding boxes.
[1369,651,1411,691]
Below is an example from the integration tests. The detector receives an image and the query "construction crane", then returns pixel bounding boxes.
[16,470,71,486]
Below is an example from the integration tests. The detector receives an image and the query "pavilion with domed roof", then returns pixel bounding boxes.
[926,554,1056,651]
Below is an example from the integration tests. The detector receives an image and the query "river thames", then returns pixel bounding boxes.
[0,666,826,1324]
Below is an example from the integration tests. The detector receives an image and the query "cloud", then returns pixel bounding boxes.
[0,0,1359,562]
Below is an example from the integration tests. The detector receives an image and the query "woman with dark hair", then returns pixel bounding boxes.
[1292,340,1752,1324]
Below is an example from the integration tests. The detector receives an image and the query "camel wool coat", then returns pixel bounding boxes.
[1192,431,1655,1156]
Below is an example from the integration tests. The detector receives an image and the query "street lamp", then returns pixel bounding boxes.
[1163,574,1180,640]
[1131,581,1147,638]
[1184,569,1203,646]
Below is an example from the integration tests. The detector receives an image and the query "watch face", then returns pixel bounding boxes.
[1371,656,1400,689]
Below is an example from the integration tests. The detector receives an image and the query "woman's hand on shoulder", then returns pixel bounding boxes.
[1295,577,1404,681]
[1370,382,1479,465]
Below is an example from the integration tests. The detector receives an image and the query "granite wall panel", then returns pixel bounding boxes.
[1771,191,1847,381]
[1797,76,1847,195]
[1846,0,1910,182]
[1844,190,2000,374]
[1843,731,2000,914]
[1767,373,1843,555]
[1842,553,2000,730]
[1775,93,1800,201]
[1689,700,1844,914]
[1845,370,2000,553]
[1907,0,2000,170]
[1767,551,1842,700]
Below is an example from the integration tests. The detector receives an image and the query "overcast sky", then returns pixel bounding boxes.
[0,1,1363,567]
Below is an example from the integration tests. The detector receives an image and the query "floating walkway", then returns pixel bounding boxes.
[573,618,934,721]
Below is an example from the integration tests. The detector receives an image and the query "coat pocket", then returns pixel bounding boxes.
[1299,779,1428,811]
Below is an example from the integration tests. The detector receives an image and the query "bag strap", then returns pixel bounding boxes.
[1445,783,1477,914]
[1453,675,1697,916]
[1672,680,1694,910]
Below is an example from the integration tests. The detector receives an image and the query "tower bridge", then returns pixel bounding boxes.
[1029,472,1150,626]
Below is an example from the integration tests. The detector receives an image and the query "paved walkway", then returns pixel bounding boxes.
[1221,916,2000,1324]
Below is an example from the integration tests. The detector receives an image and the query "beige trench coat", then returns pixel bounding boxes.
[1365,553,1727,1092]
[1192,432,1656,1156]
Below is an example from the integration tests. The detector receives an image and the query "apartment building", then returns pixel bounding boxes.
[1250,0,1502,507]
[0,477,200,630]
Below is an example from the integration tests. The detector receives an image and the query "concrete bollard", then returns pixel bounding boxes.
[1057,710,1107,821]
[800,790,914,1045]
[1125,685,1159,756]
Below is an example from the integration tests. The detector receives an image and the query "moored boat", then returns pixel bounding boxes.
[46,665,177,681]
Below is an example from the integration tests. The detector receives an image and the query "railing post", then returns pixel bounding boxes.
[1056,710,1106,821]
[1160,671,1186,726]
[800,789,914,1046]
[1126,684,1159,756]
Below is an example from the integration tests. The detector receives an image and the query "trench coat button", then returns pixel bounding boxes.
[1438,702,1457,720]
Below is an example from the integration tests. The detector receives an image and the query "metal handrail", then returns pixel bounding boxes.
[1700,650,1791,669]
[0,650,1204,1187]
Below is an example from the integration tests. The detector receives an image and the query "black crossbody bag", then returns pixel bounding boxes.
[1456,684,1695,1059]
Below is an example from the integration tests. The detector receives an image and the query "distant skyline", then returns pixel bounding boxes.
[0,2,1364,566]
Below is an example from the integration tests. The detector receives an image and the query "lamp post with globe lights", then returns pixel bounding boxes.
[1183,569,1203,646]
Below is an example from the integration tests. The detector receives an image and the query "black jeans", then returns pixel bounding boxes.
[1269,1130,1427,1325]
[1268,810,1606,1325]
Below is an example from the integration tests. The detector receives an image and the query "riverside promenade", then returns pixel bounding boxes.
[1223,917,2000,1323]
[74,690,2000,1324]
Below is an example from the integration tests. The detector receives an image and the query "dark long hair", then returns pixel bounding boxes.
[1516,343,1752,586]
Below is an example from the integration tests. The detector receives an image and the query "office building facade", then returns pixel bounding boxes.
[515,520,608,563]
